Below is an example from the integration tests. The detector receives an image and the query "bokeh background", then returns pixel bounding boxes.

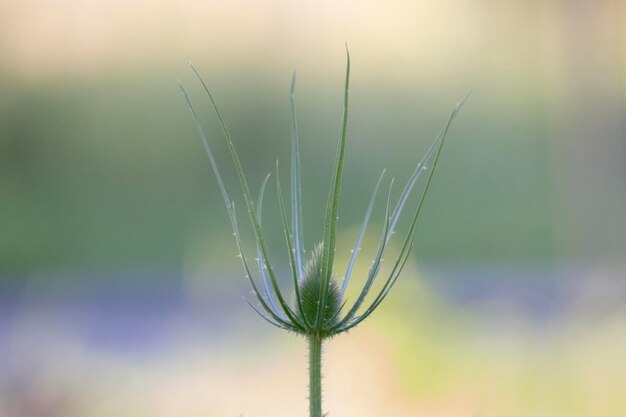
[1,1,625,416]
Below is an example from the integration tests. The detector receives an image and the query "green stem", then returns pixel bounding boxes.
[308,334,323,417]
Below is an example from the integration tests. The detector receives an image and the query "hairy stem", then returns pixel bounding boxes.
[308,334,323,417]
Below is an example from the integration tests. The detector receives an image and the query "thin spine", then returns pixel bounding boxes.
[340,168,386,298]
[276,162,309,327]
[317,46,351,327]
[188,63,306,331]
[340,96,466,331]
[290,72,305,277]
[231,202,297,329]
[340,245,413,331]
[332,178,394,330]
[386,93,469,240]
[178,83,292,328]
[246,299,293,330]
[256,173,285,320]
[387,133,439,240]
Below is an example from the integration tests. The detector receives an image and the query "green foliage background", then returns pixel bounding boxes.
[1,73,561,271]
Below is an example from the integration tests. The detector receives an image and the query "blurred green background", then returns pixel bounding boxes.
[0,1,625,416]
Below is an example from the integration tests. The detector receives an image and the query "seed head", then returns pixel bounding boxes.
[298,243,342,334]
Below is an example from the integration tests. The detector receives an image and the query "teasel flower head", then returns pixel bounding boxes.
[179,49,467,340]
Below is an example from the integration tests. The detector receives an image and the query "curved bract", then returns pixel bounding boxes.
[178,50,468,339]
